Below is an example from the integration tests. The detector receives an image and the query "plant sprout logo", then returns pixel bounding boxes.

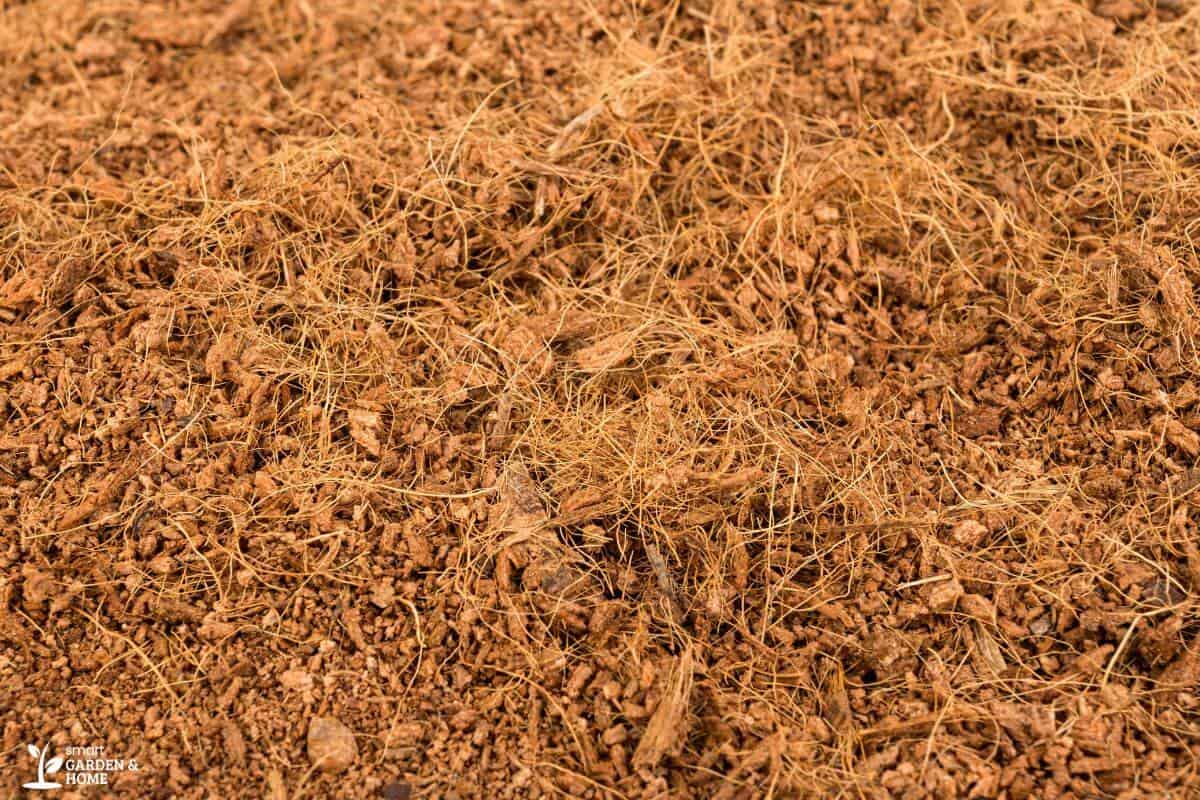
[20,742,139,789]
[23,743,63,790]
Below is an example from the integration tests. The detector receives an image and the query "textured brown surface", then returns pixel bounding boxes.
[3,0,1200,797]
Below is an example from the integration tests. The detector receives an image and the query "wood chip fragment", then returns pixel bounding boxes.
[203,0,254,46]
[348,407,383,456]
[574,331,636,373]
[632,648,694,769]
[644,540,682,622]
[492,459,551,547]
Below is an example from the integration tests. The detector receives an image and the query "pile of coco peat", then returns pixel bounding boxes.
[2,0,1200,797]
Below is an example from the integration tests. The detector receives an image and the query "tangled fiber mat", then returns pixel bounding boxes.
[3,0,1200,797]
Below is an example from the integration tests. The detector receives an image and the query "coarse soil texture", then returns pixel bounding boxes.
[3,0,1200,798]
